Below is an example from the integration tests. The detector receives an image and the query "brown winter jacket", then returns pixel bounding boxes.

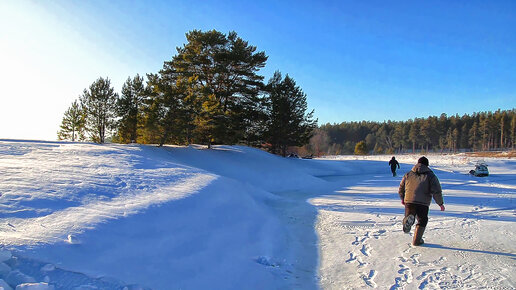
[398,163,444,206]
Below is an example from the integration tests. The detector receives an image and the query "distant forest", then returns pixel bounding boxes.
[299,109,516,156]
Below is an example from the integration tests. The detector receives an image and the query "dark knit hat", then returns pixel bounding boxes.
[418,156,429,166]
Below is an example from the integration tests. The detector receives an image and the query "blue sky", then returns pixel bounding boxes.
[1,0,515,140]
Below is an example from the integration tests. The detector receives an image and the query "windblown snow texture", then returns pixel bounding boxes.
[1,140,514,289]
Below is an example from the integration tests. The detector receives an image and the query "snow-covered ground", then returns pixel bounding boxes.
[0,140,514,289]
[314,154,515,289]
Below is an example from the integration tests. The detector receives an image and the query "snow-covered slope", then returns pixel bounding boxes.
[1,140,515,289]
[0,140,327,289]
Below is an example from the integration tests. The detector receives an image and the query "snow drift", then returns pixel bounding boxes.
[1,140,515,289]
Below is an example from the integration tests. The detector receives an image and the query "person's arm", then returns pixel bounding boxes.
[397,161,400,169]
[398,175,406,204]
[430,173,445,210]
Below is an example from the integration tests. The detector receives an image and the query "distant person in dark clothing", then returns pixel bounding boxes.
[389,156,400,177]
[398,156,445,246]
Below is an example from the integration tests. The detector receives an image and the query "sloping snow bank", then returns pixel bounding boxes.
[0,140,327,289]
[165,145,330,192]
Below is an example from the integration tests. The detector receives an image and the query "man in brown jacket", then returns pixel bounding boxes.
[398,156,445,246]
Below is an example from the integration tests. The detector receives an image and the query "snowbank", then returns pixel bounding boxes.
[0,140,328,289]
[1,140,514,289]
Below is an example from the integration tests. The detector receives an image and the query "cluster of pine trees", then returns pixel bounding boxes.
[306,110,516,155]
[58,30,317,156]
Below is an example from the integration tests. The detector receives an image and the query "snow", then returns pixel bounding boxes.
[1,139,515,289]
[314,154,516,289]
[15,282,54,290]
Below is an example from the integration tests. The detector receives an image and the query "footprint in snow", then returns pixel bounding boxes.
[373,230,387,239]
[397,264,413,283]
[346,252,357,263]
[357,257,368,268]
[390,264,413,290]
[417,267,452,289]
[361,244,372,257]
[346,252,367,267]
[361,270,378,288]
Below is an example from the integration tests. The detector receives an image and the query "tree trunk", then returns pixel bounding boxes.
[159,128,169,147]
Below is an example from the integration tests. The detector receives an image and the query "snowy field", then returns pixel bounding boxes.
[0,140,514,289]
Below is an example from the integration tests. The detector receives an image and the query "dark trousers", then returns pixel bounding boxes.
[405,203,429,227]
[391,167,397,176]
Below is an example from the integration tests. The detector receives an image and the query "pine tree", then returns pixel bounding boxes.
[264,71,317,156]
[143,73,193,146]
[469,121,479,151]
[392,123,407,153]
[460,122,469,149]
[193,94,224,148]
[168,30,268,146]
[116,74,147,143]
[408,120,419,153]
[80,77,118,143]
[57,100,85,141]
[511,114,516,149]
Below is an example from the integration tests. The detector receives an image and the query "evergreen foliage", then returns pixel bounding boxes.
[264,71,317,156]
[166,30,268,147]
[116,74,147,143]
[80,77,118,143]
[57,100,85,141]
[55,29,515,156]
[58,30,318,152]
[314,109,516,155]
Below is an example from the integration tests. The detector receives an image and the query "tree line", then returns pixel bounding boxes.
[304,109,516,155]
[58,30,317,156]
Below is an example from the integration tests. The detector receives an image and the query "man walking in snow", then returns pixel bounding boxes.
[389,156,400,177]
[398,156,445,246]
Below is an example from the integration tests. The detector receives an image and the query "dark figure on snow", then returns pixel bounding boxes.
[398,156,445,246]
[389,156,400,177]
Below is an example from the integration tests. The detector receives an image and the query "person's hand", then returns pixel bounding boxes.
[401,200,405,205]
[439,204,445,211]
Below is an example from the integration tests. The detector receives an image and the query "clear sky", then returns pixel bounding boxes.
[1,0,515,141]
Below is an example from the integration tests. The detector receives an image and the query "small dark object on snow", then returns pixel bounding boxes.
[302,154,313,159]
[469,163,489,177]
[287,153,299,158]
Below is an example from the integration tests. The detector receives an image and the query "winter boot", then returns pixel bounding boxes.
[402,214,415,233]
[412,225,426,246]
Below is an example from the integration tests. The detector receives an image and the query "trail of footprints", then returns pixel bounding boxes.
[345,229,387,288]
[391,252,451,289]
[347,228,455,289]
